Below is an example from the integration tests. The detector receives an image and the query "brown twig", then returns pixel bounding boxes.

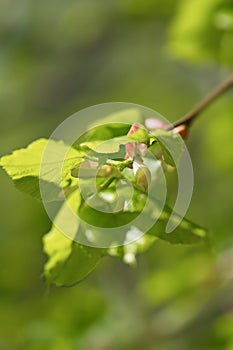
[173,76,233,128]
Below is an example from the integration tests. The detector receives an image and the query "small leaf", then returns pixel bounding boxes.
[74,108,144,147]
[151,129,184,166]
[91,108,144,126]
[80,136,133,154]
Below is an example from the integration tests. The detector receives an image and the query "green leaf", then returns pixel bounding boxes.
[147,205,208,245]
[79,126,149,155]
[13,177,61,202]
[0,138,48,178]
[78,200,139,228]
[150,129,184,166]
[43,227,102,286]
[79,187,208,246]
[0,138,84,201]
[73,108,144,147]
[80,136,132,154]
[43,190,103,286]
[91,107,144,126]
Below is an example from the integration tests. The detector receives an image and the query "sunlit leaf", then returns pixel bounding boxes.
[0,138,84,201]
[43,190,103,286]
[147,204,208,245]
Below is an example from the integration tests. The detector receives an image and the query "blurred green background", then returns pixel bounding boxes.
[0,0,233,349]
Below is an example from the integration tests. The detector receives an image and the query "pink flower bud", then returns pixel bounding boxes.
[173,124,189,139]
[127,123,141,135]
[145,118,168,130]
[125,143,135,158]
[125,123,148,161]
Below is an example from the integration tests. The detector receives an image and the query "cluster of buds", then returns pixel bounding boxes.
[125,123,151,191]
[125,119,189,191]
[72,119,189,193]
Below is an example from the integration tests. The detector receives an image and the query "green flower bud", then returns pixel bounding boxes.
[135,163,151,191]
